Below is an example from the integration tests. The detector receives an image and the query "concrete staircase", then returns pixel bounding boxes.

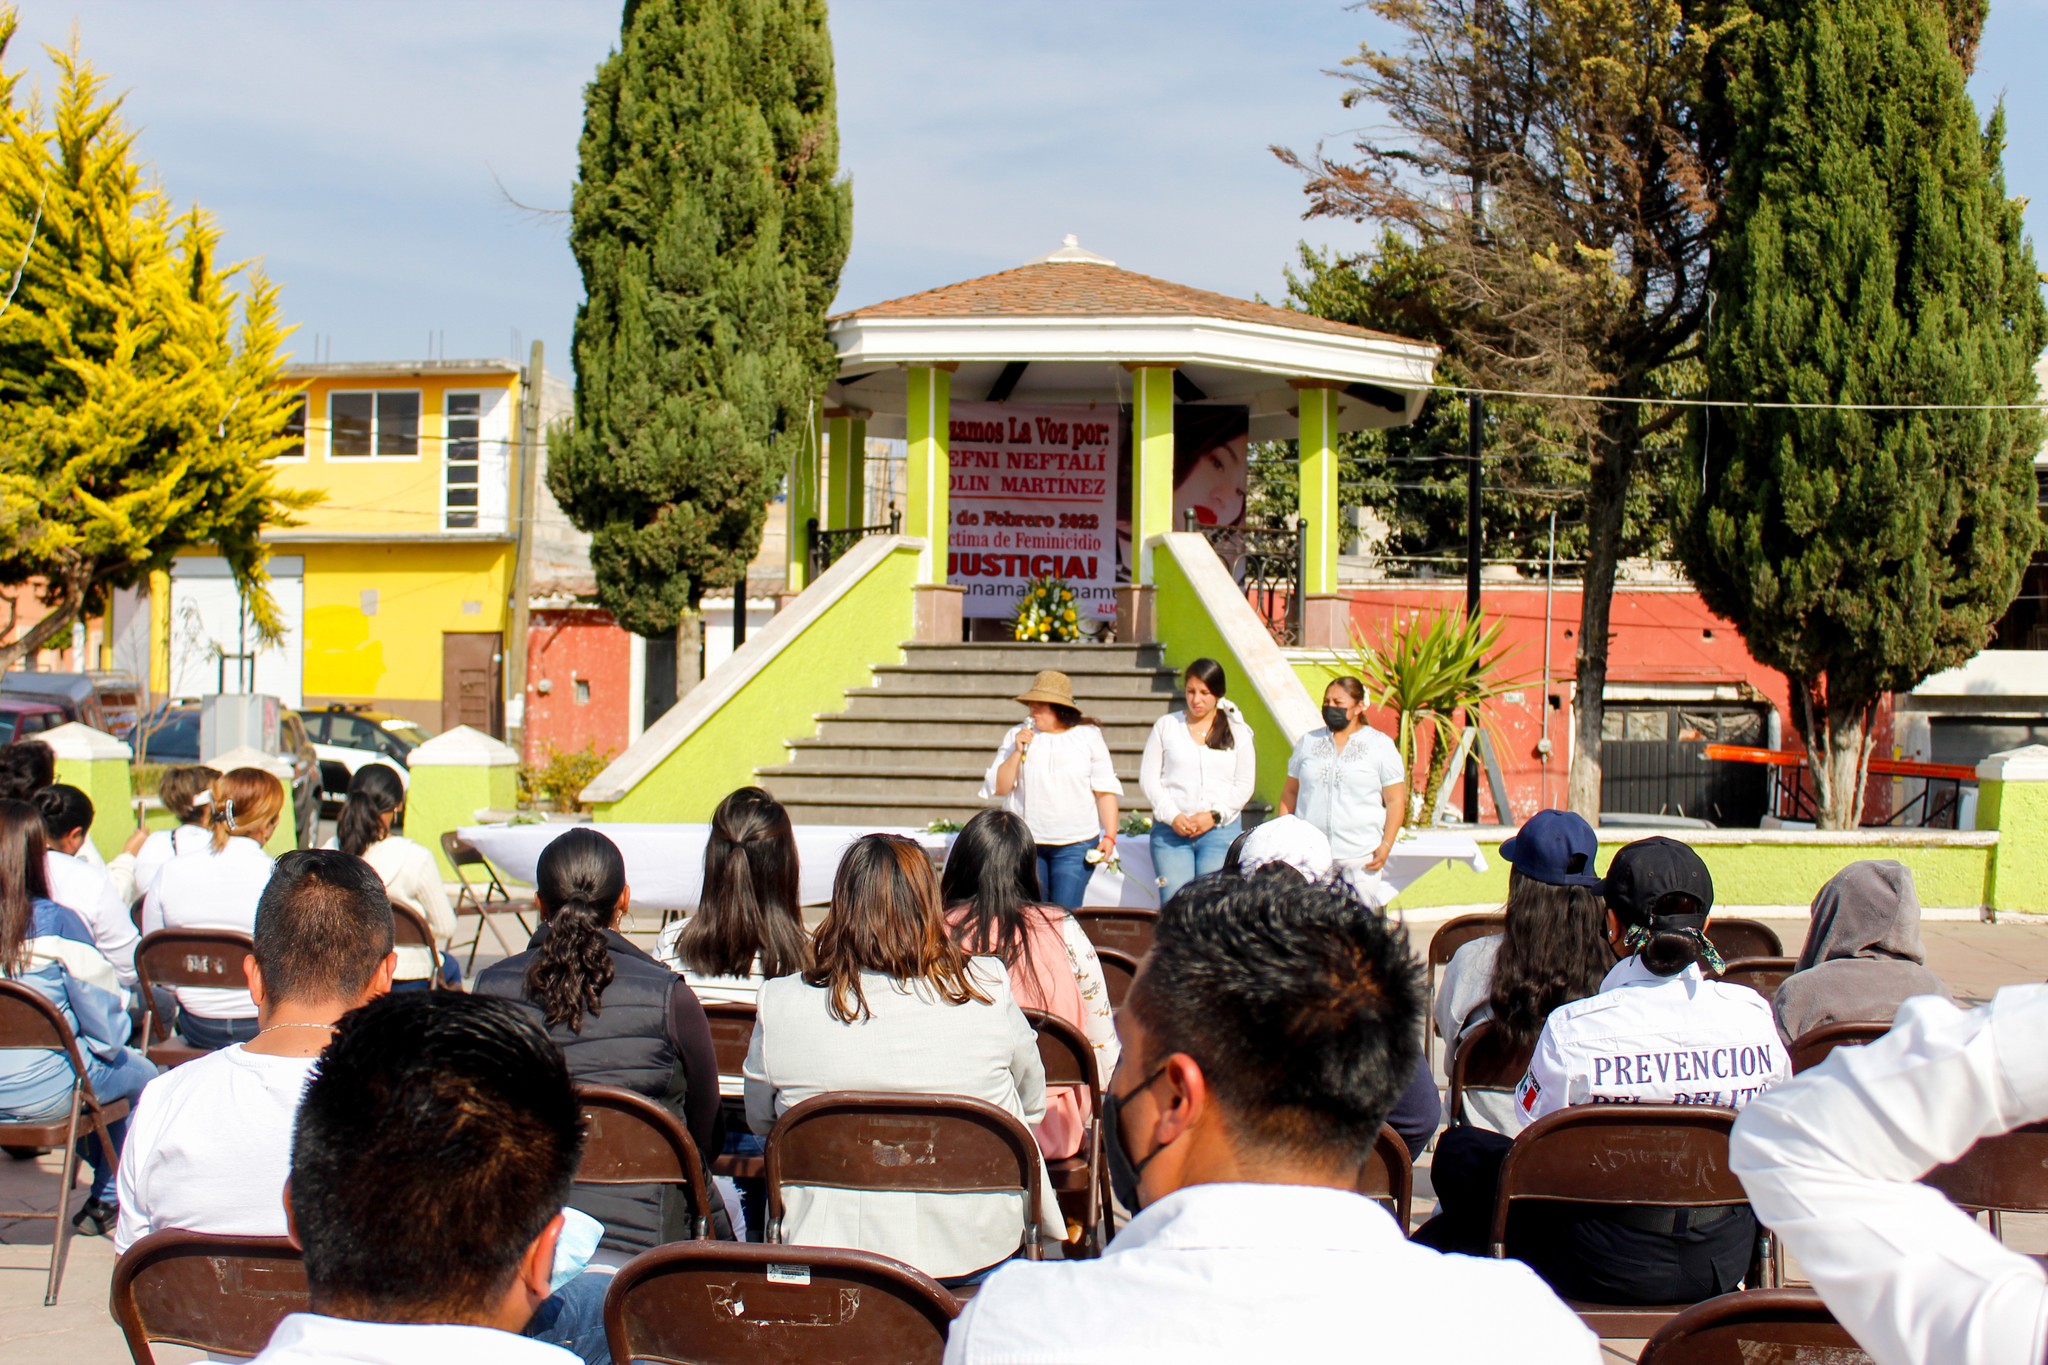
[760,642,1181,827]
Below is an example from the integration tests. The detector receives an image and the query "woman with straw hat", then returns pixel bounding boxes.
[978,670,1123,909]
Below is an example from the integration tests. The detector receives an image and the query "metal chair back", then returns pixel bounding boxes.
[575,1083,717,1240]
[1636,1287,1869,1365]
[1094,947,1138,1010]
[1445,1018,1536,1127]
[134,928,254,1064]
[1356,1123,1414,1231]
[1706,918,1783,961]
[1788,1019,1889,1074]
[1071,908,1156,962]
[110,1231,307,1364]
[1713,957,1798,1000]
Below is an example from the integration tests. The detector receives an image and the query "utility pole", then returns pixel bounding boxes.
[1464,392,1484,825]
[505,340,544,754]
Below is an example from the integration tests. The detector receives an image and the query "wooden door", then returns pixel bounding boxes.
[441,632,504,737]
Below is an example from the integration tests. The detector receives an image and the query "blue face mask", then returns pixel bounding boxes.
[1103,1062,1171,1213]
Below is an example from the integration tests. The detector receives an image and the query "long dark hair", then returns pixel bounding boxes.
[1183,657,1235,751]
[941,809,1046,974]
[1485,869,1613,1048]
[676,787,809,980]
[808,834,988,1023]
[526,827,625,1033]
[337,763,406,858]
[0,799,51,976]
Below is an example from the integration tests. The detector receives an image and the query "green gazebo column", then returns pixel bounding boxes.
[1293,379,1349,647]
[904,363,963,639]
[786,405,824,592]
[1121,363,1176,640]
[823,407,869,529]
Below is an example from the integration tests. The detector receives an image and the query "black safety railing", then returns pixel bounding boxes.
[807,509,902,582]
[1184,512,1307,647]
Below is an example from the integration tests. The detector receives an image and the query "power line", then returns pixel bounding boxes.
[1432,382,2048,413]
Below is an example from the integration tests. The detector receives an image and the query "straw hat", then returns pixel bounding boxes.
[1015,669,1076,708]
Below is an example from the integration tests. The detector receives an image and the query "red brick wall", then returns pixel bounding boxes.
[523,608,631,766]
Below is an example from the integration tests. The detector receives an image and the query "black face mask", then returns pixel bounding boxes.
[1103,1062,1170,1214]
[1321,705,1352,732]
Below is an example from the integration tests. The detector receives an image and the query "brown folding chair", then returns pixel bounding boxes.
[440,831,537,969]
[1445,1018,1536,1128]
[1706,918,1783,961]
[1922,1119,2048,1244]
[1095,947,1139,1010]
[1713,957,1798,1000]
[575,1083,718,1241]
[765,1092,1047,1278]
[1788,1019,1890,1073]
[0,980,134,1305]
[1637,1287,1869,1365]
[603,1240,959,1365]
[1023,1009,1106,1256]
[1072,907,1156,962]
[109,1230,307,1364]
[1425,913,1505,1037]
[387,899,445,989]
[1489,1104,1774,1338]
[134,928,254,1068]
[702,1000,760,1180]
[1356,1122,1414,1232]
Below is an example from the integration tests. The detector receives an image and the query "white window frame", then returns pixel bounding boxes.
[275,395,309,462]
[326,389,423,461]
[442,389,485,530]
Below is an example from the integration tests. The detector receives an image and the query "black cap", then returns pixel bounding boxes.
[1603,837,1713,927]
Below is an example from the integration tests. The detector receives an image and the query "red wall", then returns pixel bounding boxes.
[523,608,632,766]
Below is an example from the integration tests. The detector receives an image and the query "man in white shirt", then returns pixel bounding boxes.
[1731,985,2048,1365]
[114,849,398,1250]
[250,992,585,1365]
[945,874,1596,1363]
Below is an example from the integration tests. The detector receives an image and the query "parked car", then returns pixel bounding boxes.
[0,698,67,746]
[306,706,432,812]
[131,700,322,849]
[1,671,111,732]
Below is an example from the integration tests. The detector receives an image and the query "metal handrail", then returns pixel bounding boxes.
[807,510,902,582]
[1183,513,1306,647]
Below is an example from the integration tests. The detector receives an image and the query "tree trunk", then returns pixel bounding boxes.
[1799,675,1874,831]
[0,576,86,677]
[1567,410,1633,821]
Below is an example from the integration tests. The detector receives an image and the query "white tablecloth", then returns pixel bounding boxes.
[457,822,1487,914]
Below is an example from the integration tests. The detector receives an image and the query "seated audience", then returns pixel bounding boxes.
[332,762,460,989]
[657,785,810,1007]
[4,761,136,987]
[1434,809,1611,1132]
[249,992,585,1364]
[1731,986,2048,1365]
[113,848,397,1251]
[942,807,1118,1160]
[1420,837,1790,1305]
[476,827,723,1252]
[1773,859,1950,1044]
[128,764,219,904]
[744,832,1062,1284]
[141,767,283,1050]
[1235,814,1441,1157]
[944,873,1595,1362]
[0,799,155,1236]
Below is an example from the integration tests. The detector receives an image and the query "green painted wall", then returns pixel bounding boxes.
[1980,778,2048,913]
[408,763,518,879]
[1153,548,1298,811]
[592,543,921,823]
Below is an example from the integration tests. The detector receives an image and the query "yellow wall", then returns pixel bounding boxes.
[300,541,511,705]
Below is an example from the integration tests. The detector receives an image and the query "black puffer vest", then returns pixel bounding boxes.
[476,925,697,1252]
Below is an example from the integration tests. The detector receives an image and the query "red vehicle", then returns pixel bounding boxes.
[0,698,67,746]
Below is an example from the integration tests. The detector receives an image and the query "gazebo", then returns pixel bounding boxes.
[789,236,1440,646]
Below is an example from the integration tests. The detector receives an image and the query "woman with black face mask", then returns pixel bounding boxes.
[1278,677,1409,905]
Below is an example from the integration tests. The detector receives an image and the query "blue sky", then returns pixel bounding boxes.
[11,1,2048,380]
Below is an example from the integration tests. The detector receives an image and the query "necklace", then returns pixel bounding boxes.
[256,1022,339,1037]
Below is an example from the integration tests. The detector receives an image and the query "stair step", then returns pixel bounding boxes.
[902,642,1166,665]
[810,717,1160,747]
[834,695,1174,724]
[868,666,1181,698]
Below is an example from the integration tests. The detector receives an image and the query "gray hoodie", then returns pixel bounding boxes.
[1773,860,1950,1045]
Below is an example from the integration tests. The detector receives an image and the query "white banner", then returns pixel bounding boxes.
[946,401,1118,623]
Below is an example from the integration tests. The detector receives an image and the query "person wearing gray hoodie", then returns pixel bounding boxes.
[1774,860,1950,1045]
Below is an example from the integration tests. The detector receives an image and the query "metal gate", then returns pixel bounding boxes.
[1600,703,1770,826]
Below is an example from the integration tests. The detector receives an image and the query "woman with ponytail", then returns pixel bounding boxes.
[330,763,457,989]
[474,827,722,1253]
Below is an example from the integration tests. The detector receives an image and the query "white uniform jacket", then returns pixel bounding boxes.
[1514,955,1789,1131]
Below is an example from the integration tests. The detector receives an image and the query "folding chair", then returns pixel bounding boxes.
[439,831,537,970]
[0,981,134,1305]
[1356,1123,1414,1232]
[1706,918,1782,961]
[765,1092,1047,1283]
[1922,1118,2048,1244]
[1072,907,1156,962]
[1788,1019,1890,1074]
[1094,947,1139,1010]
[1444,1018,1536,1129]
[603,1240,958,1365]
[1489,1104,1775,1339]
[702,1000,760,1179]
[1425,913,1505,1038]
[1636,1287,1869,1365]
[387,899,445,990]
[1023,1009,1106,1256]
[1713,957,1798,1000]
[109,1230,307,1364]
[575,1083,718,1241]
[134,928,254,1068]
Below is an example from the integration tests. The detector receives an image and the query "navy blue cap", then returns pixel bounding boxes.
[1500,809,1604,888]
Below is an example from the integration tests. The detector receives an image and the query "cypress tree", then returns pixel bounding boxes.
[550,0,851,638]
[1682,0,2044,828]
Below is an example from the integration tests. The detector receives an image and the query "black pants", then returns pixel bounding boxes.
[1418,1124,1755,1305]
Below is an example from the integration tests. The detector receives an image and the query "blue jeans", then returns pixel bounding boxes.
[524,1267,614,1365]
[1149,818,1243,904]
[391,955,465,992]
[1035,839,1096,910]
[175,1009,259,1052]
[0,1047,158,1201]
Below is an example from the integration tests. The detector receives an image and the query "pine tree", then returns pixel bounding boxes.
[550,0,851,638]
[1681,0,2044,828]
[0,18,309,672]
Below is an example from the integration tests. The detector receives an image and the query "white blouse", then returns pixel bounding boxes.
[980,723,1122,846]
[356,836,456,982]
[141,836,276,1020]
[1139,706,1256,826]
[1286,726,1407,862]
